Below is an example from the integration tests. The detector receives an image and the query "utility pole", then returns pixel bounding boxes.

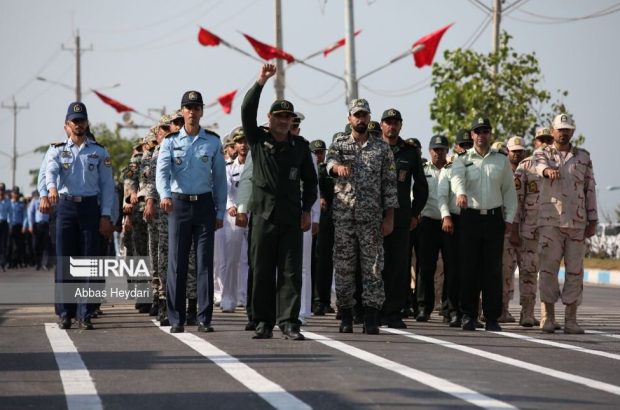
[1,97,29,188]
[344,0,358,103]
[491,0,502,76]
[274,0,285,100]
[62,30,92,101]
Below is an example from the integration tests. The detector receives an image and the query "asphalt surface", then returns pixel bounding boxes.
[1,268,619,410]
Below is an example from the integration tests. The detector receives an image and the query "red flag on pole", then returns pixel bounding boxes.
[323,30,362,57]
[198,27,222,47]
[217,90,237,114]
[242,33,295,63]
[412,23,454,68]
[93,91,135,113]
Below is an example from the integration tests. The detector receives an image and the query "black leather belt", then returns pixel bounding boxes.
[172,192,211,202]
[463,207,502,216]
[61,195,97,203]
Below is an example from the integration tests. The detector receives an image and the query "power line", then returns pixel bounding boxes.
[507,2,620,24]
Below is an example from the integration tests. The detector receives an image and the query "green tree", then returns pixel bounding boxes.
[28,123,138,188]
[430,33,583,146]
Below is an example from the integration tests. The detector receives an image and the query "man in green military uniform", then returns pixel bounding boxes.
[241,64,318,340]
[310,139,335,316]
[379,109,428,327]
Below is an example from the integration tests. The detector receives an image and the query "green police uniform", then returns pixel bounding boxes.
[241,82,318,337]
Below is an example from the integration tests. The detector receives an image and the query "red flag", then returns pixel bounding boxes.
[198,27,221,47]
[412,23,454,68]
[323,30,362,57]
[93,91,135,113]
[242,33,295,63]
[217,90,237,114]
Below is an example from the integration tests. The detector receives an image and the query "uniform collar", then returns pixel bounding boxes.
[66,136,92,148]
[180,126,205,140]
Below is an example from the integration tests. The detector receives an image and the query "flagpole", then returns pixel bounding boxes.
[357,44,425,81]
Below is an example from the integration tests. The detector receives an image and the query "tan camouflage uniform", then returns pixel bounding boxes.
[534,145,597,306]
[513,156,540,305]
[326,134,398,309]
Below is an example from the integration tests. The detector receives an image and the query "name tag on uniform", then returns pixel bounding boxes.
[289,167,299,180]
[87,153,99,159]
[465,162,474,167]
[62,151,72,158]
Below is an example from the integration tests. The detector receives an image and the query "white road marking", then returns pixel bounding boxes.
[495,330,620,361]
[383,327,620,397]
[44,323,102,410]
[303,331,516,409]
[155,321,311,410]
[586,330,620,340]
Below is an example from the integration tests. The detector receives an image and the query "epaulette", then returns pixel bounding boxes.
[457,150,467,156]
[164,131,180,139]
[444,162,453,169]
[575,146,590,156]
[421,157,428,165]
[491,148,507,156]
[204,129,221,139]
[51,141,66,148]
[92,142,105,148]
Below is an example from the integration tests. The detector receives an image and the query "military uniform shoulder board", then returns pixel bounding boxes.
[576,147,590,156]
[492,149,507,156]
[457,150,467,156]
[165,131,180,139]
[51,141,66,148]
[204,129,221,139]
[92,141,105,148]
[421,157,428,165]
[444,162,453,169]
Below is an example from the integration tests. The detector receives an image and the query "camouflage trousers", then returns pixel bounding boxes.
[156,209,197,299]
[501,231,517,305]
[151,208,164,300]
[132,208,149,257]
[517,235,539,304]
[333,219,385,310]
[538,226,585,306]
[121,228,133,256]
[147,216,161,299]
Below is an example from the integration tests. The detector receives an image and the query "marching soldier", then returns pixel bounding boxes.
[534,114,597,334]
[46,102,114,329]
[452,117,517,332]
[241,64,317,340]
[327,98,398,335]
[156,90,227,333]
[510,127,554,327]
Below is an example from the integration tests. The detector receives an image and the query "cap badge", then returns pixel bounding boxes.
[73,104,82,113]
[281,101,290,110]
[388,109,396,116]
[514,137,522,145]
[189,92,198,101]
[561,114,567,122]
[478,117,484,124]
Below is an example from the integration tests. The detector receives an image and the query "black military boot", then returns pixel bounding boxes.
[339,308,353,333]
[186,298,197,326]
[363,307,380,335]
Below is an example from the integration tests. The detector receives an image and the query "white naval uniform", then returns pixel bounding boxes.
[299,155,320,323]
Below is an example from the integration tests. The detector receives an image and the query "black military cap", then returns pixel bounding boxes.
[455,128,472,144]
[66,102,88,121]
[181,90,204,106]
[381,108,403,122]
[309,140,327,152]
[429,135,449,149]
[270,100,295,115]
[470,117,492,131]
[368,121,381,134]
[405,138,422,149]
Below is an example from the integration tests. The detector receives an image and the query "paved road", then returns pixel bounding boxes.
[1,268,619,410]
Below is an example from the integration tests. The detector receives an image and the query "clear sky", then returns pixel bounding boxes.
[1,0,619,219]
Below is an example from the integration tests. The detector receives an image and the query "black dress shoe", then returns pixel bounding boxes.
[170,325,184,333]
[245,320,257,331]
[78,319,94,330]
[149,302,159,316]
[313,303,326,316]
[474,319,484,329]
[282,323,305,341]
[325,305,335,314]
[462,318,476,331]
[160,317,170,326]
[58,317,72,329]
[485,321,502,331]
[138,304,151,314]
[387,318,407,329]
[449,314,462,328]
[252,323,273,339]
[197,322,214,332]
[416,312,429,322]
